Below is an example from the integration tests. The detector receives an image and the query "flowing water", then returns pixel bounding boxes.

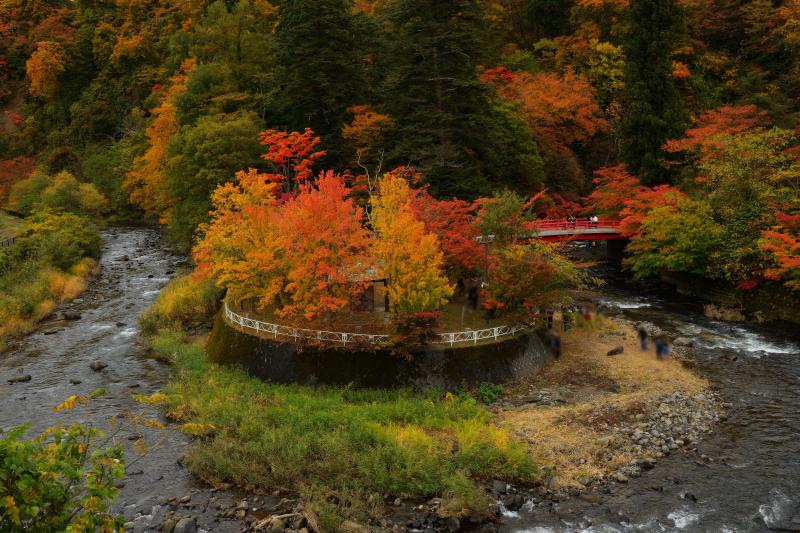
[0,228,242,532]
[501,279,800,532]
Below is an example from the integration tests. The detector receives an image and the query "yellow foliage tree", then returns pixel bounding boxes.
[124,58,196,223]
[26,41,65,99]
[371,172,453,314]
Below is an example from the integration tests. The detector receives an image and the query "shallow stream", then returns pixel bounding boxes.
[501,277,800,532]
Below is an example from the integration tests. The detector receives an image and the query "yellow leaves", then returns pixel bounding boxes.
[179,423,216,437]
[371,172,453,314]
[142,418,165,430]
[53,395,89,411]
[132,392,169,405]
[133,438,149,455]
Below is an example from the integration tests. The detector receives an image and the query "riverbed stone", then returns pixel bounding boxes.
[90,360,108,371]
[8,374,32,383]
[173,517,196,533]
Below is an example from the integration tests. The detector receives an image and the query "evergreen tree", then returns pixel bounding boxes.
[274,0,364,161]
[382,0,543,198]
[621,0,686,184]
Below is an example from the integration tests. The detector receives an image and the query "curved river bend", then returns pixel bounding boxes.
[501,283,800,532]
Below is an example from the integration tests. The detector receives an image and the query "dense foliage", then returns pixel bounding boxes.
[1,0,798,289]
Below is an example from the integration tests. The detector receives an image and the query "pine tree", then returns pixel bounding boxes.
[621,0,686,185]
[382,0,543,198]
[275,0,364,162]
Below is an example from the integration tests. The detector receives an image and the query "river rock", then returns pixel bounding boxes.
[8,374,32,383]
[673,337,693,347]
[70,378,82,385]
[491,479,508,494]
[62,312,82,321]
[607,346,624,356]
[90,360,108,372]
[446,517,461,532]
[173,517,196,533]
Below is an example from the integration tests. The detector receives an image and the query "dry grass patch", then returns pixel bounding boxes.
[497,316,708,488]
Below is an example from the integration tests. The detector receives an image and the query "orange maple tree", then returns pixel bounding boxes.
[586,164,683,235]
[195,169,372,321]
[25,40,65,99]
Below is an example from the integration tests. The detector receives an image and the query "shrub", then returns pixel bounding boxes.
[139,274,221,336]
[0,423,124,532]
[9,171,108,219]
[476,382,504,404]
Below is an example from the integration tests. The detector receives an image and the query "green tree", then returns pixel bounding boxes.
[382,0,543,198]
[625,196,724,278]
[165,111,264,249]
[274,0,364,161]
[620,0,686,184]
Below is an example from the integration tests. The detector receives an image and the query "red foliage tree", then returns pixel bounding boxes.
[258,128,326,192]
[663,104,769,161]
[409,187,482,278]
[761,212,800,289]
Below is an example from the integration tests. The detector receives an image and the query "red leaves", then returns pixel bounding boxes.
[586,164,683,235]
[761,211,800,288]
[0,157,36,204]
[663,104,769,160]
[258,128,326,187]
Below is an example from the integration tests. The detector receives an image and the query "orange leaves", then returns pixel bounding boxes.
[25,41,65,99]
[124,58,196,222]
[483,66,607,150]
[342,105,395,163]
[273,171,372,320]
[195,168,372,321]
[586,164,683,235]
[663,104,769,160]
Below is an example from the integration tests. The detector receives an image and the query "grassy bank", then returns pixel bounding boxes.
[150,331,537,528]
[0,212,102,351]
[141,276,540,528]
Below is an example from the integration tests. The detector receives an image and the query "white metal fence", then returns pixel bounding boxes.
[223,303,530,348]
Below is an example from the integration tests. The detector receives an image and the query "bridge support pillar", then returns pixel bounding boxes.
[605,239,628,266]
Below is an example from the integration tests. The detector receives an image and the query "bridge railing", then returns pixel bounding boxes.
[223,303,531,348]
[533,218,622,232]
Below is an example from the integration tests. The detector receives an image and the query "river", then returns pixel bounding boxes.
[0,228,243,532]
[500,273,800,532]
[1,229,798,532]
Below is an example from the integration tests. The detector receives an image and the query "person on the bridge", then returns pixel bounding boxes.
[546,308,554,329]
[638,325,649,351]
[563,309,573,332]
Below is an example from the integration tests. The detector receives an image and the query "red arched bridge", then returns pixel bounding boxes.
[528,218,625,242]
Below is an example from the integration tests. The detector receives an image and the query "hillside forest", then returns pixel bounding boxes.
[1,0,799,294]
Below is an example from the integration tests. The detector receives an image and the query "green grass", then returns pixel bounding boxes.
[150,331,539,527]
[138,274,222,336]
